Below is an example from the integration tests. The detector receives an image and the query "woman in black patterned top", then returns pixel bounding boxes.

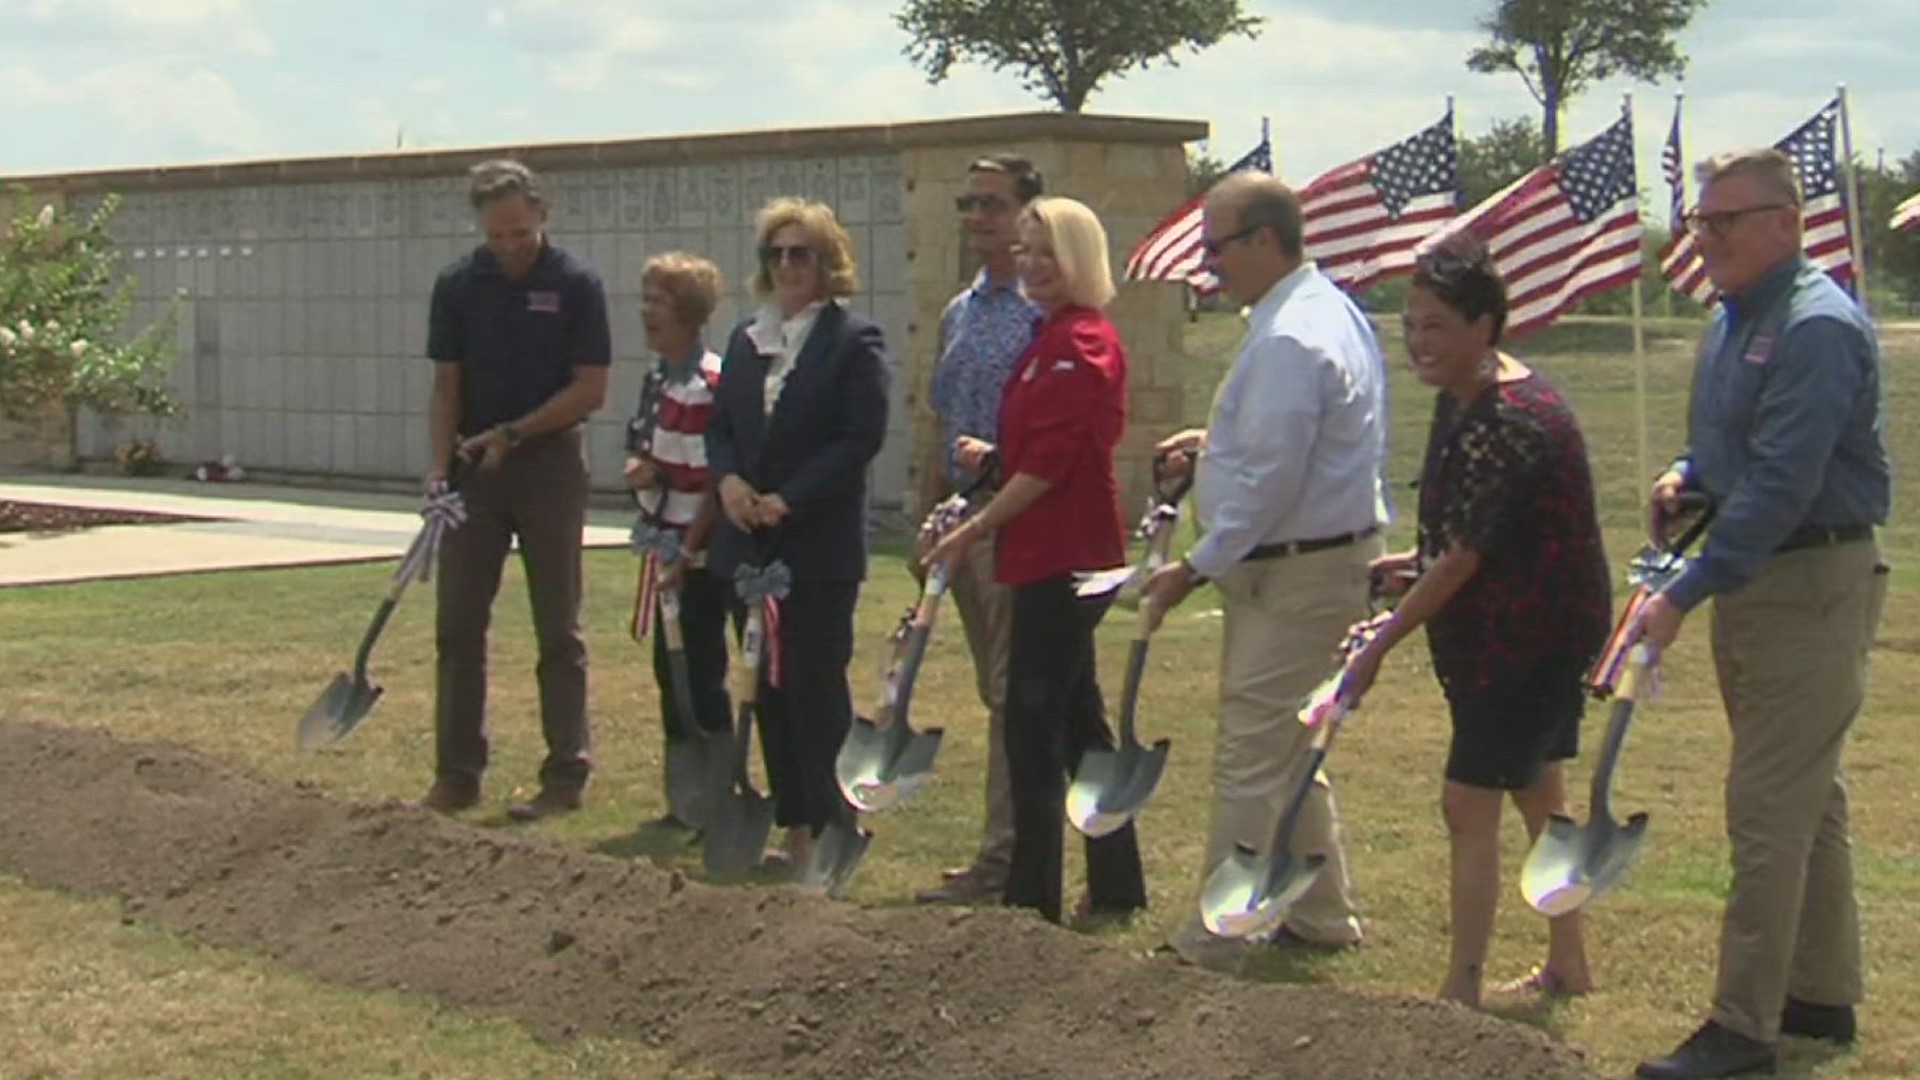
[1338,234,1611,1009]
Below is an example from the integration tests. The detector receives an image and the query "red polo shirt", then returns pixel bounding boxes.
[994,305,1128,587]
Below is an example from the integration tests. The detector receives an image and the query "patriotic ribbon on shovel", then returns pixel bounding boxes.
[733,557,792,689]
[628,518,685,641]
[393,482,469,586]
[1585,492,1714,699]
[1074,451,1196,602]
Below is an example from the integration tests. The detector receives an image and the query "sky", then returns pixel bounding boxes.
[1,0,1915,207]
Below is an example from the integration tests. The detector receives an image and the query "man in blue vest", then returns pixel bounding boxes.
[1633,148,1891,1080]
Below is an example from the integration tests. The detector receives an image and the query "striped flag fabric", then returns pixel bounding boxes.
[1778,98,1854,284]
[1657,99,1715,305]
[1417,108,1644,339]
[1301,112,1460,292]
[1124,136,1272,292]
[1890,191,1920,232]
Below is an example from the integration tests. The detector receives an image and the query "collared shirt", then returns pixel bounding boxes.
[746,299,829,418]
[425,240,611,434]
[1186,262,1390,581]
[1663,254,1890,611]
[929,270,1041,485]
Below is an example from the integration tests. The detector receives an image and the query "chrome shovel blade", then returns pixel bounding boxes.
[1199,843,1328,939]
[797,812,873,899]
[1065,739,1170,839]
[703,785,774,881]
[663,734,725,829]
[296,673,382,752]
[1520,812,1650,917]
[834,716,946,813]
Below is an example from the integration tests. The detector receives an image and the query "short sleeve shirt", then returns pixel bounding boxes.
[426,241,611,434]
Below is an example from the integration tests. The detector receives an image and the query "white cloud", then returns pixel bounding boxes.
[1,62,265,159]
[486,0,671,90]
[9,0,275,56]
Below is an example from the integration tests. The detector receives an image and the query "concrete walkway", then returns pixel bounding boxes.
[0,474,633,588]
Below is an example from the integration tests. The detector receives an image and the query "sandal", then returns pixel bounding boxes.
[1494,966,1590,997]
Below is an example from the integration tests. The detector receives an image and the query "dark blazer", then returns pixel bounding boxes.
[705,301,890,583]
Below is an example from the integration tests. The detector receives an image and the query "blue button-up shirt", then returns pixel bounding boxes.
[1663,255,1891,611]
[1187,262,1391,580]
[928,271,1040,485]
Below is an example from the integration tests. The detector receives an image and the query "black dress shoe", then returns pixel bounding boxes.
[1781,997,1856,1044]
[1635,1021,1777,1080]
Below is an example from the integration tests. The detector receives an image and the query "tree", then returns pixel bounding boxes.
[1857,150,1920,313]
[0,190,181,431]
[896,0,1264,113]
[1185,149,1228,197]
[1467,0,1710,155]
[1457,116,1547,208]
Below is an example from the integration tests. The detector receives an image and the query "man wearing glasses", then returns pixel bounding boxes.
[1632,149,1890,1080]
[1143,172,1390,969]
[912,154,1044,904]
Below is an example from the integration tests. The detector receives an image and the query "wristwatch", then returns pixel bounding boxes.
[496,422,525,448]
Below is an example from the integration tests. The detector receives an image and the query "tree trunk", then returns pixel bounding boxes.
[1542,93,1561,158]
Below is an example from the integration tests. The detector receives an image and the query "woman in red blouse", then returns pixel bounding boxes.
[924,196,1145,924]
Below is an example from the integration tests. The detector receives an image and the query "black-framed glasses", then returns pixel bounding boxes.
[758,244,816,267]
[955,193,1014,214]
[1200,223,1261,258]
[1682,204,1790,238]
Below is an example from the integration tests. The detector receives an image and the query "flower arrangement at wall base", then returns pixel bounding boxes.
[114,438,167,477]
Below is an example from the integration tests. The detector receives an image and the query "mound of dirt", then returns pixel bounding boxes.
[0,499,213,533]
[0,721,1600,1080]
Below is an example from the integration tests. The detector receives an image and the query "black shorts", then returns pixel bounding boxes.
[1444,656,1586,791]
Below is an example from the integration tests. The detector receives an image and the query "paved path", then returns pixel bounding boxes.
[0,474,634,588]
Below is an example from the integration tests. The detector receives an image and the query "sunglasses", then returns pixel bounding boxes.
[1682,204,1790,239]
[1200,223,1260,258]
[759,244,817,267]
[955,193,1014,214]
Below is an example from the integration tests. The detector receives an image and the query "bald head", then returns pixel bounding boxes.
[1205,172,1305,261]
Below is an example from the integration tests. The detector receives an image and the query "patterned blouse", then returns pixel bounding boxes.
[1415,370,1612,699]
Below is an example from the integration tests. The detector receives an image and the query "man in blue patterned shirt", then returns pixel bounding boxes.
[914,154,1044,904]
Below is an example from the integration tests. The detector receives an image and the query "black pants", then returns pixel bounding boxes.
[651,566,734,741]
[1003,575,1147,923]
[746,579,860,835]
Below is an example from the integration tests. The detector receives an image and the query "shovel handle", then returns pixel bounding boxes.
[1587,644,1652,819]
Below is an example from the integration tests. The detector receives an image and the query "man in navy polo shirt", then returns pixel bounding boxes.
[419,158,612,822]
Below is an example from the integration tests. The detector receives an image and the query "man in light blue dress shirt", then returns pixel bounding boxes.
[913,154,1044,904]
[1144,171,1390,969]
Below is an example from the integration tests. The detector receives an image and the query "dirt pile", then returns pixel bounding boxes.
[0,499,212,533]
[0,721,1600,1080]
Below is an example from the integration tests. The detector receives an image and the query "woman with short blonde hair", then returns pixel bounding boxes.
[641,251,723,330]
[924,195,1143,925]
[750,197,861,300]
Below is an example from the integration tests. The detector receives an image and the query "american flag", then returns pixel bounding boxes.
[1124,136,1273,292]
[1781,98,1855,284]
[1658,99,1715,305]
[1302,112,1460,292]
[1894,191,1920,233]
[1418,109,1643,339]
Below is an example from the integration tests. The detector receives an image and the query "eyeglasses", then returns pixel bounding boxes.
[758,244,816,267]
[1200,224,1260,258]
[955,193,1014,214]
[1682,204,1790,239]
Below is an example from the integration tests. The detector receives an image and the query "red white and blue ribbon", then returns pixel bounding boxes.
[393,484,467,587]
[628,519,684,641]
[734,559,792,689]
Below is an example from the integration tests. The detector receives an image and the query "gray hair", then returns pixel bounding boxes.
[467,158,545,210]
[1695,148,1802,208]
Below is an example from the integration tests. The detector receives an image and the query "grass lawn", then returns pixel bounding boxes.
[3,311,1918,1079]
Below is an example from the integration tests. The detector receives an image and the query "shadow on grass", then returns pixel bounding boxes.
[589,825,703,864]
[1482,992,1579,1039]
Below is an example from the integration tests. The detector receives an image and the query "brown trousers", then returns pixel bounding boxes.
[1709,539,1885,1042]
[434,429,591,792]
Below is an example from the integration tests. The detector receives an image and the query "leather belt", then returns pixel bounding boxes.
[1245,526,1379,562]
[1776,523,1872,554]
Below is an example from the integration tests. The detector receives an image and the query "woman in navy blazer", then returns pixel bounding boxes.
[705,196,889,871]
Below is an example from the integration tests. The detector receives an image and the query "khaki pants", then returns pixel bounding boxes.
[1709,540,1885,1042]
[1173,536,1380,956]
[947,536,1015,882]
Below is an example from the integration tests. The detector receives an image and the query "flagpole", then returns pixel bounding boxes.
[1627,92,1649,490]
[1666,90,1683,319]
[1837,83,1871,315]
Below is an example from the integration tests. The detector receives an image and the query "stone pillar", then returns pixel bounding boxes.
[0,405,75,471]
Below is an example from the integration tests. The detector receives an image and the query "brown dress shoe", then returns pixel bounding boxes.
[506,787,582,822]
[914,870,1005,904]
[419,779,480,814]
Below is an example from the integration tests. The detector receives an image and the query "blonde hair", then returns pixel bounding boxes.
[642,251,722,329]
[751,197,859,299]
[1696,148,1803,208]
[1021,197,1115,308]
